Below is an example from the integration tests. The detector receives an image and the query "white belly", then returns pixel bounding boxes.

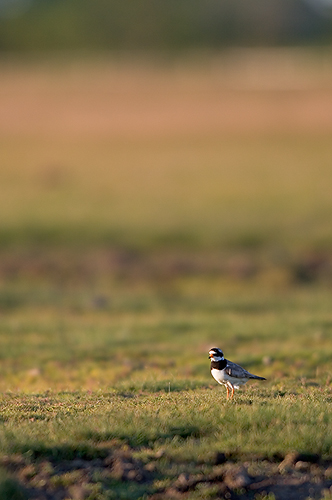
[211,368,247,388]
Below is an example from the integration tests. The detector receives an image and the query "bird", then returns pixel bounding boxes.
[208,347,266,399]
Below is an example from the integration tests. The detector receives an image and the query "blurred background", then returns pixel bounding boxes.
[1,0,332,51]
[1,0,332,283]
[1,0,332,389]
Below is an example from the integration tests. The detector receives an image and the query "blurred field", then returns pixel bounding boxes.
[1,51,332,256]
[1,50,332,499]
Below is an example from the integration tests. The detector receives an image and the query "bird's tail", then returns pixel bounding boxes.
[249,375,266,380]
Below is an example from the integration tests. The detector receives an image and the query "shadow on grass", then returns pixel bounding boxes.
[84,425,204,448]
[0,291,25,311]
[10,443,111,461]
[0,468,26,500]
[102,481,155,500]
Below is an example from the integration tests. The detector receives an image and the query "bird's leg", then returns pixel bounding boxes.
[230,386,235,399]
[226,386,230,399]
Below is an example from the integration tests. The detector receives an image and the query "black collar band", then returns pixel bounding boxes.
[211,359,227,370]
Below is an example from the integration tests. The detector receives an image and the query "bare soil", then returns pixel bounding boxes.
[1,52,332,140]
[2,450,332,500]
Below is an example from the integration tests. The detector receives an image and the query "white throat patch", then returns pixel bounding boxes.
[209,353,224,362]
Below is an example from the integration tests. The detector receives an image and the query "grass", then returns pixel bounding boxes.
[1,388,332,459]
[1,278,332,497]
[1,283,332,448]
[1,133,332,251]
[0,282,332,389]
[1,51,332,498]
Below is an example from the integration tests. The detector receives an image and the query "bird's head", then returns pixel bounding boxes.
[208,347,224,362]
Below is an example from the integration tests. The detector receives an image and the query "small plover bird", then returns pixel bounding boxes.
[209,347,266,399]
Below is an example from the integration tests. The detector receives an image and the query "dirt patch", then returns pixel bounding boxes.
[1,450,332,500]
[151,454,332,500]
[1,449,152,500]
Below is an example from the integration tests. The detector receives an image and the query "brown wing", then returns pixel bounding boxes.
[225,360,251,378]
[225,360,265,380]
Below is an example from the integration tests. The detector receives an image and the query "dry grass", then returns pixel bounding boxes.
[1,50,332,253]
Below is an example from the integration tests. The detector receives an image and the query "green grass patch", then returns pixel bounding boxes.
[1,388,332,463]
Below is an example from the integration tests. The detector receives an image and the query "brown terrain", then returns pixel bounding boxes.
[2,448,332,499]
[1,50,332,140]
